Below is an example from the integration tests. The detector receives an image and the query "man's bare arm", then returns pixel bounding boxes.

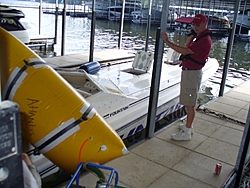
[160,32,194,55]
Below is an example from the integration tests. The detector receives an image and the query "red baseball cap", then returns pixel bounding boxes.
[191,14,207,24]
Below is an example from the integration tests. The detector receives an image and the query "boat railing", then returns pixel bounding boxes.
[76,88,92,98]
[107,77,125,95]
[66,162,128,188]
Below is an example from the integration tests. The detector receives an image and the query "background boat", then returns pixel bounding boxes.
[85,0,110,19]
[131,8,178,25]
[0,5,30,43]
[227,9,250,35]
[108,0,142,21]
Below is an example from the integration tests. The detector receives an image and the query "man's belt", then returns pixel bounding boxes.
[182,67,200,70]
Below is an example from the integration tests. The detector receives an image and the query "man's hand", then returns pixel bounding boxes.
[22,153,32,166]
[160,31,194,55]
[187,29,197,37]
[160,32,169,43]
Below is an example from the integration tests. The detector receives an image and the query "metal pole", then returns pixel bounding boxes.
[54,0,59,44]
[146,0,170,139]
[218,0,240,96]
[234,106,250,187]
[74,0,76,17]
[39,0,42,34]
[239,0,247,35]
[145,0,152,52]
[0,70,1,101]
[61,0,67,56]
[118,0,125,49]
[199,0,202,14]
[89,0,96,62]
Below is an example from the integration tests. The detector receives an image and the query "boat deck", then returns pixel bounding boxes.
[43,49,136,68]
[43,50,249,188]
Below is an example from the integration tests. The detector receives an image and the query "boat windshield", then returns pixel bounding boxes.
[0,17,25,31]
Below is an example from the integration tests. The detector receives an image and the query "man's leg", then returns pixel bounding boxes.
[186,105,195,128]
[171,105,194,141]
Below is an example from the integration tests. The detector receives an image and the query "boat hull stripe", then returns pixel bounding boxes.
[81,103,96,118]
[39,125,80,153]
[4,59,46,100]
[3,67,27,100]
[35,105,94,153]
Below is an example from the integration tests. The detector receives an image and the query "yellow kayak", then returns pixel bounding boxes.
[0,27,128,174]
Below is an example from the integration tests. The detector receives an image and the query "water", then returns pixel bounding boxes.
[22,7,249,102]
[2,1,250,69]
[2,1,250,186]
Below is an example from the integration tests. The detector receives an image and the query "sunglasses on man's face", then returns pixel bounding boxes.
[192,24,200,27]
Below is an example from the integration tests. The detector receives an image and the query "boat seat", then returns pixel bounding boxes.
[122,51,154,75]
[164,48,181,65]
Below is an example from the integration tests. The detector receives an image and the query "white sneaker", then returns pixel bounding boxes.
[179,123,194,135]
[171,130,191,141]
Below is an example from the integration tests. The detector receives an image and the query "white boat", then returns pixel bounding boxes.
[108,0,142,21]
[227,9,250,35]
[207,15,231,29]
[85,0,111,19]
[57,50,219,140]
[131,8,178,25]
[0,5,30,43]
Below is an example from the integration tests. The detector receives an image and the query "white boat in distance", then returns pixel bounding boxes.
[131,8,178,25]
[227,9,250,35]
[108,0,142,21]
[85,0,110,19]
[0,5,30,43]
[57,50,219,140]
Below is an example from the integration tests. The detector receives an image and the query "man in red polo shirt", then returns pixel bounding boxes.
[160,14,212,141]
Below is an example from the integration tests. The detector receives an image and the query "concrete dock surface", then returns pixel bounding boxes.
[43,50,249,188]
[62,78,249,188]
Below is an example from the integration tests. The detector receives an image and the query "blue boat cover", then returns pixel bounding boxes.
[79,61,100,74]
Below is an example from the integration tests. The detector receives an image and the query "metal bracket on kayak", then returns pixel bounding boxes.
[66,162,128,188]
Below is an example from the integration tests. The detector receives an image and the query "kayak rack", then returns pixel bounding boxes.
[66,162,127,188]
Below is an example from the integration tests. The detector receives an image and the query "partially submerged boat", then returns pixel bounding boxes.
[0,5,30,43]
[57,50,219,140]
